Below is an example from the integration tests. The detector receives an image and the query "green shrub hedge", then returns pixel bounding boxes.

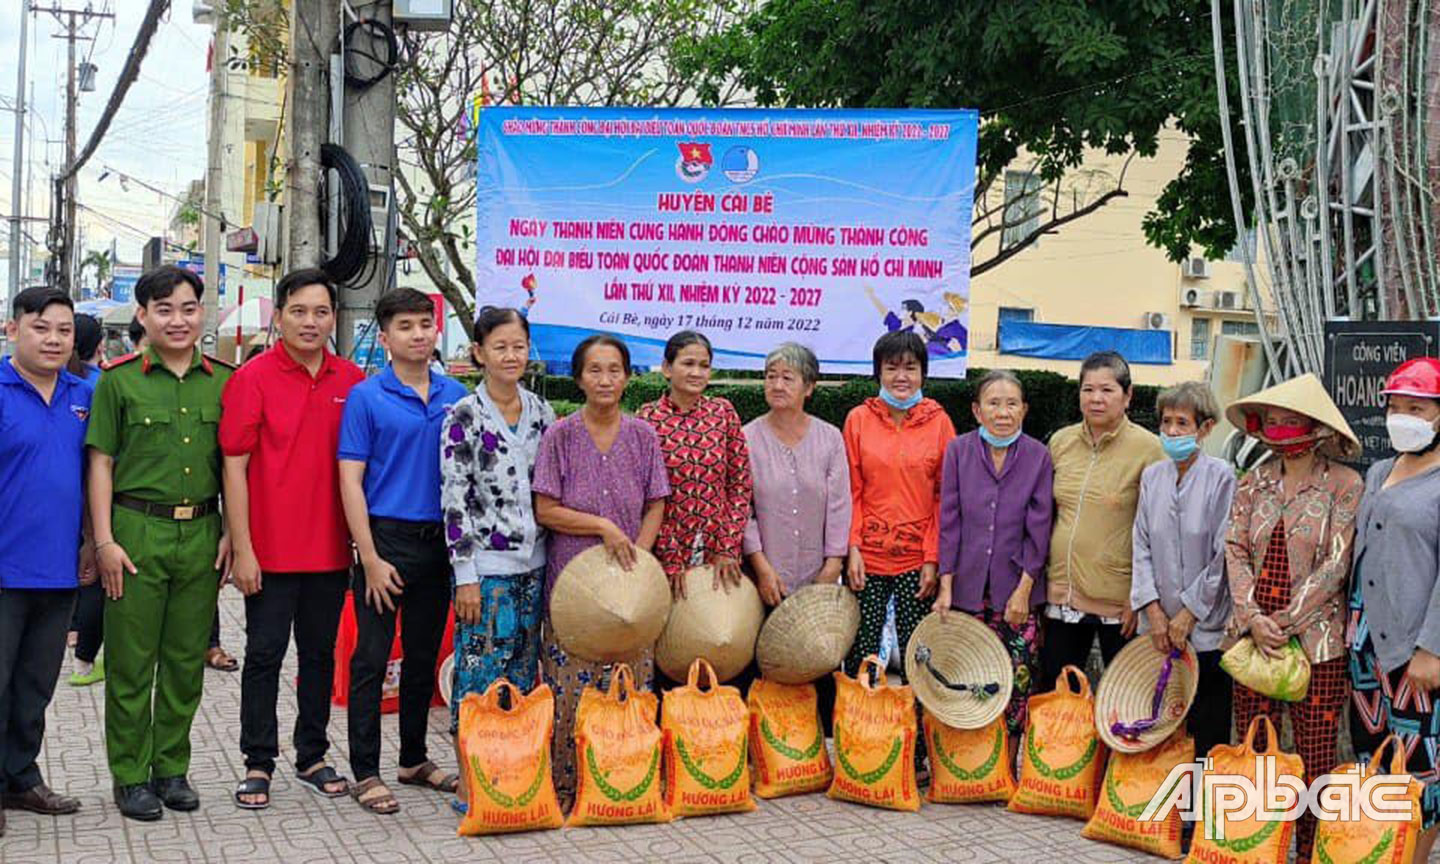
[465,369,1162,439]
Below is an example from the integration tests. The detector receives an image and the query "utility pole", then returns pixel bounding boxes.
[7,1,29,303]
[337,0,397,361]
[285,0,335,272]
[36,3,114,298]
[203,16,227,348]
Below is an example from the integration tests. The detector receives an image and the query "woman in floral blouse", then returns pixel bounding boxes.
[636,330,753,606]
[439,308,555,805]
[1223,373,1363,860]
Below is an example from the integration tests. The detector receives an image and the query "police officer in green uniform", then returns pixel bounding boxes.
[86,265,233,821]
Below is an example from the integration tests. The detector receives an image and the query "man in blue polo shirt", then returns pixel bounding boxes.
[0,288,93,835]
[338,288,466,815]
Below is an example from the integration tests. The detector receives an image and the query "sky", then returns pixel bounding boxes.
[0,0,211,294]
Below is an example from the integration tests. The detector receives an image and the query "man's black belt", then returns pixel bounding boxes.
[114,494,219,522]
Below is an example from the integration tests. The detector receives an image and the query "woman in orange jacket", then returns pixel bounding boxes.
[842,330,956,676]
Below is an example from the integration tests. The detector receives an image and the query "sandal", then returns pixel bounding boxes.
[205,646,239,672]
[397,760,459,794]
[351,777,400,815]
[296,764,349,798]
[234,774,271,810]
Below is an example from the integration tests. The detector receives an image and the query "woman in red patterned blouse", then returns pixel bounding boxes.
[636,331,753,599]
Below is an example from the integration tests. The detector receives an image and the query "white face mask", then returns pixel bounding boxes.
[1386,413,1438,453]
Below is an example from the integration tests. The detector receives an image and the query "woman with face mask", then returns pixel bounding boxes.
[1223,373,1363,860]
[932,370,1052,739]
[1129,381,1235,760]
[1348,357,1440,862]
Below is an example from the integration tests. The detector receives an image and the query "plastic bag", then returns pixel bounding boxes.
[827,654,920,812]
[1186,715,1301,864]
[567,663,672,827]
[748,679,832,798]
[661,658,756,818]
[1009,665,1107,820]
[456,680,563,836]
[1310,734,1422,864]
[924,713,1016,805]
[1082,730,1194,859]
[1220,637,1310,702]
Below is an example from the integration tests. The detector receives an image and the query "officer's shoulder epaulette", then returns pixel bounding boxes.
[101,352,141,371]
[203,353,238,370]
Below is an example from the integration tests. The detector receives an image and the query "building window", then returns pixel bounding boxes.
[1221,320,1261,337]
[1002,170,1043,250]
[998,307,1034,323]
[1190,317,1212,361]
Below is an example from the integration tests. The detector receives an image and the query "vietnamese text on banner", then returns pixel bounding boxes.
[474,107,979,376]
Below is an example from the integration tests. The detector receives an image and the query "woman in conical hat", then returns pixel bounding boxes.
[1223,372,1363,859]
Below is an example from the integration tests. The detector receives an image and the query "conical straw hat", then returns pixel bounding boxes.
[904,611,1012,730]
[548,544,672,663]
[438,652,455,706]
[1224,373,1361,461]
[1095,640,1199,754]
[655,565,765,682]
[755,583,861,684]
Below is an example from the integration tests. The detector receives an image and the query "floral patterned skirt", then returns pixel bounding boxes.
[540,619,655,802]
[448,566,544,734]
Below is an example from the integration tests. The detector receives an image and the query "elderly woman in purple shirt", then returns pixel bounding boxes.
[933,370,1053,735]
[743,343,852,605]
[533,334,670,805]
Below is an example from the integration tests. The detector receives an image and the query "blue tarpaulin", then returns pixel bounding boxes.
[998,321,1172,365]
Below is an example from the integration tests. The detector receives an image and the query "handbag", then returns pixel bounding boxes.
[1219,636,1310,702]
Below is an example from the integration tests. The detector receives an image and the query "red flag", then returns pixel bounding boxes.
[677,142,713,165]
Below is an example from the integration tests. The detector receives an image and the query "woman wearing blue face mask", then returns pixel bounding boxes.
[1130,380,1235,759]
[933,370,1053,738]
[842,330,956,682]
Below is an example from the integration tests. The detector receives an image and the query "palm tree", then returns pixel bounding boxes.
[80,250,113,296]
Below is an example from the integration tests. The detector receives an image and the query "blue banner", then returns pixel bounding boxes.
[998,321,1173,365]
[475,107,979,375]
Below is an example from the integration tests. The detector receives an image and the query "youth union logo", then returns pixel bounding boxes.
[675,141,713,183]
[722,145,759,183]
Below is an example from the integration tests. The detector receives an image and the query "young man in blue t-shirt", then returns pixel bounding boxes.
[0,288,94,834]
[337,288,466,814]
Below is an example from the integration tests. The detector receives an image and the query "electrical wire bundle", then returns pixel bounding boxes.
[318,142,372,285]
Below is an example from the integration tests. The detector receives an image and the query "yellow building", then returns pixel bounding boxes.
[968,130,1275,387]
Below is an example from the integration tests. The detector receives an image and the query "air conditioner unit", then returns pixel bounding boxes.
[1179,286,1203,308]
[1143,311,1172,331]
[1182,257,1212,279]
[1212,290,1240,310]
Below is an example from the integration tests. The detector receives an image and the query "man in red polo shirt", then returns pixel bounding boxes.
[220,268,365,810]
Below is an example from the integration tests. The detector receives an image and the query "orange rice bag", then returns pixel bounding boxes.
[567,663,672,827]
[924,713,1016,805]
[827,655,920,812]
[1185,715,1301,864]
[1009,665,1107,820]
[1082,730,1194,859]
[1310,733,1423,864]
[748,678,832,798]
[661,658,756,818]
[456,680,563,835]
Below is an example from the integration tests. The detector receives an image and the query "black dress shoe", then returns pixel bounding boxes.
[151,776,199,812]
[114,784,163,821]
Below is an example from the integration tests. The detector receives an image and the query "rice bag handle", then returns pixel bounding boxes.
[1057,664,1091,698]
[857,654,888,690]
[913,643,1000,699]
[1240,713,1281,755]
[606,663,637,702]
[482,678,526,713]
[1369,733,1409,776]
[686,657,720,692]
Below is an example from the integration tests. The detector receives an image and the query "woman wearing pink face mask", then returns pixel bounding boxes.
[1222,373,1363,860]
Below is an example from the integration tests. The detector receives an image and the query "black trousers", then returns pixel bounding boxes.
[75,582,222,664]
[1189,649,1234,759]
[347,519,451,781]
[0,588,75,795]
[239,571,347,775]
[1040,614,1129,691]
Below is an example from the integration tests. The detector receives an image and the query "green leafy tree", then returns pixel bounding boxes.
[674,0,1250,272]
[80,249,113,295]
